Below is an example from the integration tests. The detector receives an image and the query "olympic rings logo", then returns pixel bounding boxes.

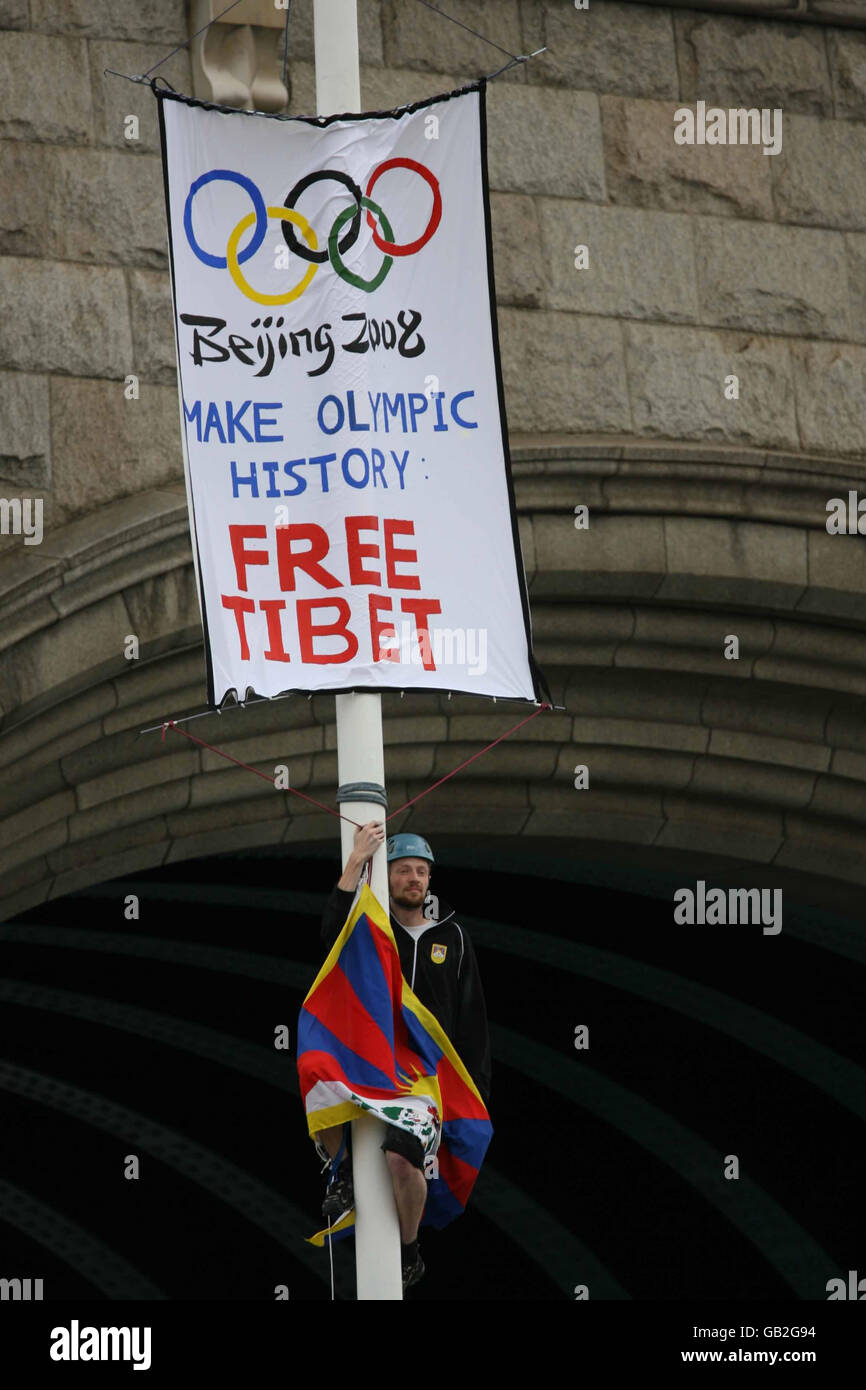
[182,159,442,306]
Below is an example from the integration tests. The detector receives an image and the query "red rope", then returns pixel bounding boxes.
[384,702,550,820]
[161,720,364,827]
[160,701,551,828]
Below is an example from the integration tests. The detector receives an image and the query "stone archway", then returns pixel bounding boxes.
[4,441,866,922]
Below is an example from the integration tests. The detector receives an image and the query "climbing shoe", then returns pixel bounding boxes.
[322,1158,353,1220]
[401,1243,425,1292]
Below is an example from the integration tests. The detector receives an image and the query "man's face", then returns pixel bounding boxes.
[388,857,430,909]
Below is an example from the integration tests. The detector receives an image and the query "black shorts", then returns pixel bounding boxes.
[381,1124,425,1171]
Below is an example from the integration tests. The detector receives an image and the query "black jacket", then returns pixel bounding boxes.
[321,881,492,1106]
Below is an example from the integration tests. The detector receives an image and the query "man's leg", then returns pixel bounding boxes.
[317,1124,353,1219]
[319,1124,426,1236]
[384,1151,427,1243]
[380,1125,428,1289]
[315,1124,344,1159]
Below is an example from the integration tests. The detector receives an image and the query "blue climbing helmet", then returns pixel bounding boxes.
[386,833,434,864]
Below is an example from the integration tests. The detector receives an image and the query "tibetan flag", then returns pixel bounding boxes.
[298,881,492,1243]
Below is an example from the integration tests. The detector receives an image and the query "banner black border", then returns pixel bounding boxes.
[154,81,552,710]
[156,92,218,709]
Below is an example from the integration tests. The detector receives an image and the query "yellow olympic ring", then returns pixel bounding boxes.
[226,206,318,305]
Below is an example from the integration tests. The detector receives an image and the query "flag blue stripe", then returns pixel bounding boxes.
[423,1179,464,1229]
[335,913,395,1054]
[442,1116,492,1170]
[401,1003,444,1075]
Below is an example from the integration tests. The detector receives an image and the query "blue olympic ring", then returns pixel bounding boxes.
[183,169,268,270]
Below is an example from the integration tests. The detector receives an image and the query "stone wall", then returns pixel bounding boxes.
[0,0,191,526]
[2,0,866,537]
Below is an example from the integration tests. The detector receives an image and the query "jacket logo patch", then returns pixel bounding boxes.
[431,943,447,964]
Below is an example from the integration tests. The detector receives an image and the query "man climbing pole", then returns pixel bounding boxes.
[313,821,492,1292]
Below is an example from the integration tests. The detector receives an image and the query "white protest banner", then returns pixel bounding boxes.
[156,82,549,707]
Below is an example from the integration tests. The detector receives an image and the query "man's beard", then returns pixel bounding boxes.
[392,886,426,910]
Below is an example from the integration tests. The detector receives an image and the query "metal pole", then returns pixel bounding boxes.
[313,0,361,111]
[335,695,403,1300]
[314,0,403,1302]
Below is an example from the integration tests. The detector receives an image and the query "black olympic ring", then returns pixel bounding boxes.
[282,169,363,265]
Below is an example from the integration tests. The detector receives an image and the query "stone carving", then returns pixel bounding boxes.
[189,0,288,110]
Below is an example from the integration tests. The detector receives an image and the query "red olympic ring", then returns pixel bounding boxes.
[364,158,442,257]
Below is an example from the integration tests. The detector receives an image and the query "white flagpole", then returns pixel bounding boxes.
[313,0,404,1302]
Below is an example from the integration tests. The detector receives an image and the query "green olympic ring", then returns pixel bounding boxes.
[328,196,394,294]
